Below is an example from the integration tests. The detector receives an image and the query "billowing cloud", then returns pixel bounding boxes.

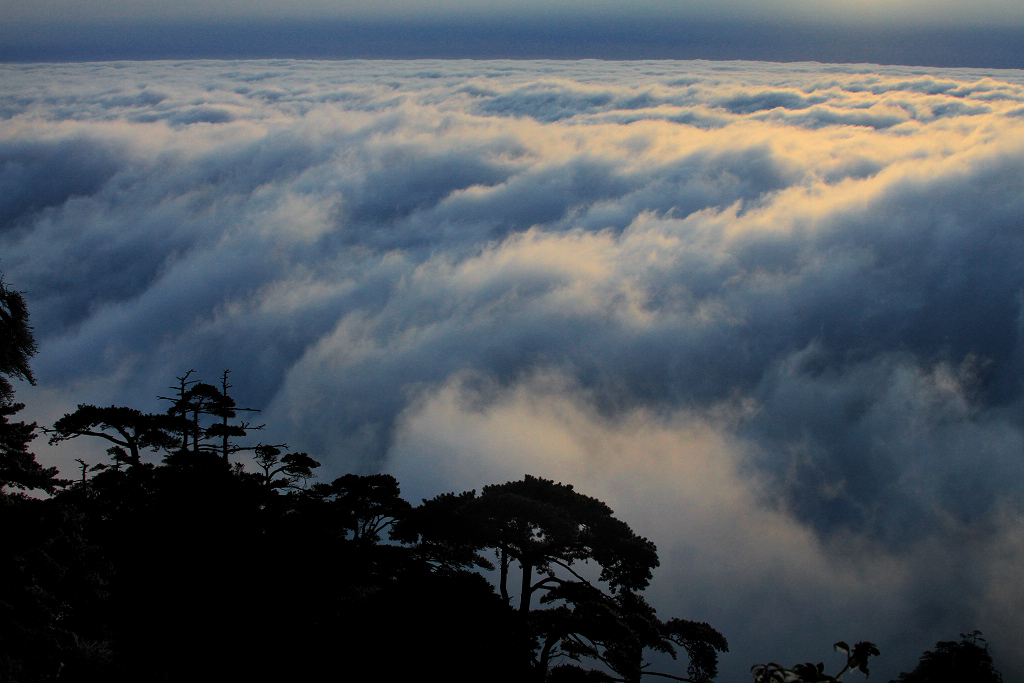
[4,59,1024,680]
[389,369,1024,679]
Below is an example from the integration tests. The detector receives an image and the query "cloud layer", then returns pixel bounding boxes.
[4,59,1024,680]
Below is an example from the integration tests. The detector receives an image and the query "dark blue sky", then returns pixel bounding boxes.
[2,16,1024,67]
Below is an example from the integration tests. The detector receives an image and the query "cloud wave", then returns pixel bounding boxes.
[4,59,1024,680]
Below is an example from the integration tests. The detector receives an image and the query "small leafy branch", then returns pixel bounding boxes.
[751,641,880,683]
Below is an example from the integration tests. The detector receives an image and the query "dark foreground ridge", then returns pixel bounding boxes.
[0,273,1003,682]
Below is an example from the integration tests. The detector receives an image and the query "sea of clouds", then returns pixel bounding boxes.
[4,59,1024,680]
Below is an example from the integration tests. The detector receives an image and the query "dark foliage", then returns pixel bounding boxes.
[752,641,880,683]
[47,404,181,466]
[891,631,1002,683]
[396,474,727,682]
[0,277,59,495]
[0,275,74,680]
[0,400,58,494]
[0,277,35,403]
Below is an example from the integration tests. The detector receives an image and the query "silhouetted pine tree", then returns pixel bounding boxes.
[0,277,59,494]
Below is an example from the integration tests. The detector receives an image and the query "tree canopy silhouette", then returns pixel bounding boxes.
[0,276,58,494]
[0,276,35,403]
[752,641,880,683]
[159,369,267,462]
[48,404,180,467]
[1,275,79,682]
[891,631,1002,683]
[397,474,727,682]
